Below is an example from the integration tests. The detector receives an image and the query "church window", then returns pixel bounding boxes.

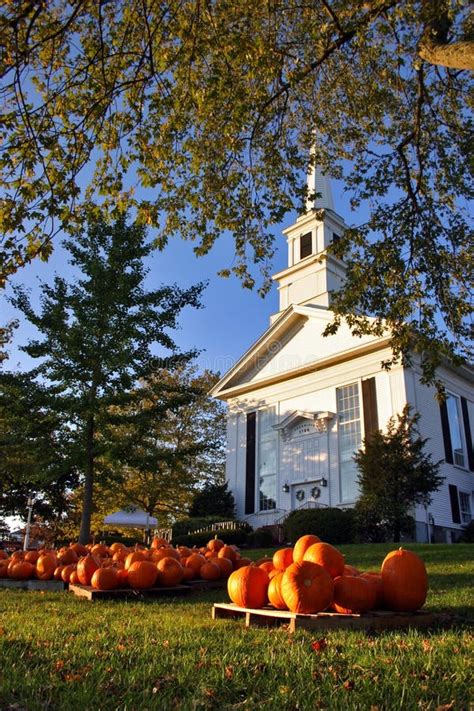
[258,406,277,511]
[299,232,312,260]
[446,393,466,467]
[336,383,361,503]
[459,491,472,524]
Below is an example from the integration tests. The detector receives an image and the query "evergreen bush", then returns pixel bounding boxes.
[283,507,355,545]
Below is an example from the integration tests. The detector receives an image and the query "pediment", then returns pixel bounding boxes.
[273,410,335,441]
[210,303,390,400]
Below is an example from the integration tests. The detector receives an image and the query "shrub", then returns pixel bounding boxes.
[283,508,355,545]
[353,503,415,543]
[172,527,249,548]
[246,527,274,548]
[459,520,474,543]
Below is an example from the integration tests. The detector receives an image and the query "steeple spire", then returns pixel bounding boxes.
[306,163,335,212]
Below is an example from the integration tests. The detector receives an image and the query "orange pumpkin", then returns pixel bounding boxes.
[227,565,269,609]
[218,545,237,563]
[116,567,129,587]
[360,572,385,609]
[332,575,376,614]
[127,560,158,589]
[214,557,233,578]
[303,542,345,579]
[181,566,195,581]
[151,537,170,549]
[70,543,89,557]
[200,560,221,581]
[281,561,334,614]
[268,571,287,610]
[381,548,428,612]
[124,550,147,570]
[178,546,193,559]
[292,534,321,563]
[91,543,109,558]
[259,561,275,575]
[344,564,360,576]
[272,547,294,571]
[69,570,80,585]
[234,557,253,569]
[61,564,77,582]
[185,553,206,576]
[150,547,181,564]
[53,565,65,580]
[77,554,101,585]
[0,560,9,578]
[35,554,56,581]
[9,561,35,580]
[207,536,225,553]
[57,547,78,566]
[24,551,40,564]
[156,557,184,586]
[91,566,119,590]
[0,550,8,560]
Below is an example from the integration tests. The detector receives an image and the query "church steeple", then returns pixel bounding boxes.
[271,168,347,315]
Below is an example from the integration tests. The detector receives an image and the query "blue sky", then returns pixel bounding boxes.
[1,180,352,378]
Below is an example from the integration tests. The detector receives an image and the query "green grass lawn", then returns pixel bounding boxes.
[0,543,472,710]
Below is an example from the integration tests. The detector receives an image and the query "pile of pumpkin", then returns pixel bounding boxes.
[227,534,428,614]
[0,536,250,591]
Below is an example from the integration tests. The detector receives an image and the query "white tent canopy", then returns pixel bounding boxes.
[103,507,157,529]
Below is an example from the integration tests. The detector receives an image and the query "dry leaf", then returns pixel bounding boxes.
[342,679,355,691]
[311,638,328,652]
[225,666,234,679]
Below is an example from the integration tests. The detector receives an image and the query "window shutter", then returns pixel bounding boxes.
[448,484,461,524]
[460,397,474,471]
[439,401,453,464]
[245,412,256,515]
[362,377,378,438]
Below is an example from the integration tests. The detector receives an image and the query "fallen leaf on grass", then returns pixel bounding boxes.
[64,673,83,683]
[342,680,355,691]
[225,666,234,679]
[435,703,455,711]
[422,640,432,652]
[311,638,328,652]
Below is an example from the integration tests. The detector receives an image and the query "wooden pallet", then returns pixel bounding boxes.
[68,583,193,600]
[212,603,446,633]
[0,579,67,592]
[185,579,226,591]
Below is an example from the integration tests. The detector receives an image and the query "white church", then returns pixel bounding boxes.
[211,171,474,543]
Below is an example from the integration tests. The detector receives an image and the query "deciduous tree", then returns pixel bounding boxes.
[0,1,472,384]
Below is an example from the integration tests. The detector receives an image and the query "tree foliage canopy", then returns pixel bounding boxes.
[354,405,444,542]
[11,213,205,541]
[0,1,473,383]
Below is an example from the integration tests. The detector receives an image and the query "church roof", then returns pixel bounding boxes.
[210,304,391,400]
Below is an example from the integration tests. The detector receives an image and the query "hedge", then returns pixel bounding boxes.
[283,507,355,545]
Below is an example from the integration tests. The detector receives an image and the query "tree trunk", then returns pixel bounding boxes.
[79,414,95,544]
[393,520,401,543]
